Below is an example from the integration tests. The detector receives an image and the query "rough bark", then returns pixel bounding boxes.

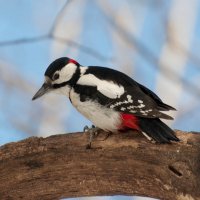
[0,130,199,200]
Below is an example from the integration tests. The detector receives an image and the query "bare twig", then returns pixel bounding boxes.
[52,35,111,61]
[0,35,48,46]
[49,0,72,35]
[0,0,110,62]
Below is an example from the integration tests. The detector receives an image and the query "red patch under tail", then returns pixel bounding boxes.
[120,113,139,130]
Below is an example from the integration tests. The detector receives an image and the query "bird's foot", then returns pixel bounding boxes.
[83,125,101,149]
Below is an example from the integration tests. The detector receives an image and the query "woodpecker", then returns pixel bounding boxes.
[32,57,179,147]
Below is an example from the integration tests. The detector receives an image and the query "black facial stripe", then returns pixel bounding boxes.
[53,81,69,89]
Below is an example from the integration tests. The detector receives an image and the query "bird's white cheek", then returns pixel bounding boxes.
[53,85,71,97]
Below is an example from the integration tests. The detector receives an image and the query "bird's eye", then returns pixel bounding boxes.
[53,73,59,81]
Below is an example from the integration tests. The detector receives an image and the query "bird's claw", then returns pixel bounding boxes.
[83,125,95,133]
[83,125,100,149]
[83,125,89,132]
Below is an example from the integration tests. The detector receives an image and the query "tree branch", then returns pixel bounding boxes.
[0,130,199,200]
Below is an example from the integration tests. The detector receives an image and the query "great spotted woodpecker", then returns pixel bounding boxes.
[32,57,179,146]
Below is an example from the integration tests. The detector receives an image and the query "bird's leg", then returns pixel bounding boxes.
[83,125,101,149]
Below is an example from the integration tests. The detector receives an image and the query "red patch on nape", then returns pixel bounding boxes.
[120,113,139,130]
[69,58,78,65]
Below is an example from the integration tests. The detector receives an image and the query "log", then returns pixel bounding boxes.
[0,130,199,200]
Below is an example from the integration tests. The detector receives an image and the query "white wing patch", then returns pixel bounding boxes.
[77,74,125,99]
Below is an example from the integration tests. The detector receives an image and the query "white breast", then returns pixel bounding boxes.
[69,89,121,132]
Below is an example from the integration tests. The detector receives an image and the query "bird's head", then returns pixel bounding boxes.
[32,57,80,100]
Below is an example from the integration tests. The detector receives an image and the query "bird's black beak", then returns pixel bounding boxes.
[32,83,52,101]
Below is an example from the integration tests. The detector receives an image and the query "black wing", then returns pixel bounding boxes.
[75,66,175,119]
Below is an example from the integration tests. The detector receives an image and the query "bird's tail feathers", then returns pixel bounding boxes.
[138,118,179,143]
[157,102,176,111]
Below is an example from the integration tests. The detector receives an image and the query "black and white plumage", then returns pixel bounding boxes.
[32,57,179,143]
